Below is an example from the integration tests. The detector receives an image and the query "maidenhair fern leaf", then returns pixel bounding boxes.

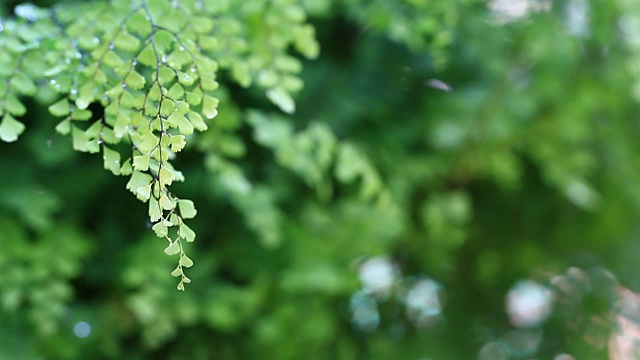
[0,0,343,290]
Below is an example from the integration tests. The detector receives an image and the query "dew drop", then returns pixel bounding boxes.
[108,43,114,50]
[179,46,185,51]
[121,83,127,88]
[75,52,82,59]
[92,37,100,44]
[70,89,78,95]
[161,55,167,63]
[49,79,57,85]
[132,59,138,66]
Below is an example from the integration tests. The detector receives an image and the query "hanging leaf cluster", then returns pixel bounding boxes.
[0,0,321,290]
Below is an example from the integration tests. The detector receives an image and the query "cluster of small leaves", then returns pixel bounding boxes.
[0,4,53,142]
[248,110,383,200]
[0,0,323,289]
[45,0,227,290]
[0,218,90,335]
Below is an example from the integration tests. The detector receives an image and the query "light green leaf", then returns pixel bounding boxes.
[168,83,185,99]
[11,72,37,95]
[159,167,175,186]
[153,148,170,162]
[175,101,189,115]
[177,71,196,86]
[152,222,168,237]
[180,223,196,242]
[186,91,202,106]
[6,95,26,116]
[102,50,124,68]
[149,197,162,222]
[187,111,207,131]
[48,98,70,117]
[199,35,218,50]
[136,184,151,201]
[104,84,124,102]
[295,24,320,59]
[76,83,95,110]
[266,87,295,114]
[147,85,162,101]
[113,31,141,52]
[126,12,152,37]
[231,62,251,87]
[191,16,214,33]
[114,112,131,138]
[171,266,183,277]
[159,194,174,210]
[134,130,159,153]
[120,90,143,109]
[158,67,175,84]
[164,241,180,255]
[138,45,157,67]
[126,171,153,199]
[160,99,176,117]
[167,48,190,69]
[170,135,186,152]
[179,254,194,267]
[103,146,121,175]
[55,119,71,135]
[168,111,194,135]
[153,30,174,52]
[120,159,133,175]
[0,114,25,142]
[178,199,197,219]
[71,126,90,152]
[71,109,92,121]
[202,95,218,119]
[125,71,146,90]
[200,75,218,91]
[133,153,150,171]
[160,134,171,148]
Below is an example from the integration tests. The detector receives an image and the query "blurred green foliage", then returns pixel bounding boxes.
[2,0,640,358]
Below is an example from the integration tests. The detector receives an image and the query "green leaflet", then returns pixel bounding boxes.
[126,171,153,201]
[5,95,27,116]
[266,87,295,114]
[125,71,146,90]
[133,154,150,171]
[164,241,180,255]
[0,114,26,142]
[113,31,141,52]
[158,167,175,186]
[178,200,197,219]
[102,146,121,175]
[179,254,193,267]
[179,223,196,242]
[11,72,37,95]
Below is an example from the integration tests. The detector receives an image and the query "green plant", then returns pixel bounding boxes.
[0,0,453,290]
